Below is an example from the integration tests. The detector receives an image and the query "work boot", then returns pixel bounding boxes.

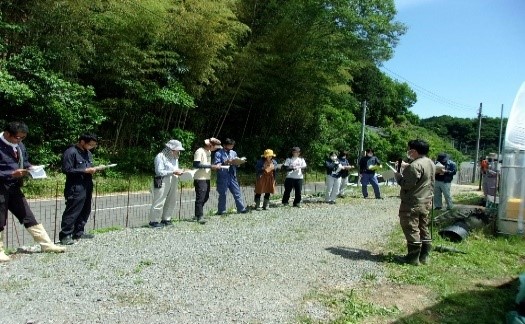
[254,197,262,211]
[419,241,432,265]
[27,224,66,253]
[403,242,421,266]
[0,231,11,262]
[262,198,270,210]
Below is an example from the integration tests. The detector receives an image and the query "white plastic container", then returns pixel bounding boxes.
[498,82,525,235]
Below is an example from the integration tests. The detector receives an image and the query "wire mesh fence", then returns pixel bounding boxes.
[3,171,332,249]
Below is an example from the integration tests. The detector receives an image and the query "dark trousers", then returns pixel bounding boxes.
[282,178,303,206]
[59,182,93,239]
[0,182,39,231]
[255,193,270,200]
[194,180,211,218]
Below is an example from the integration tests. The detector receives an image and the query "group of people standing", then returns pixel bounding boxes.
[148,140,309,226]
[0,121,453,268]
[1,121,102,262]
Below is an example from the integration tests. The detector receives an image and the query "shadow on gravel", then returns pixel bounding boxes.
[326,246,385,262]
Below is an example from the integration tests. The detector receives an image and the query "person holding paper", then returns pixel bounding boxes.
[213,138,247,215]
[281,147,307,208]
[325,151,343,204]
[254,149,278,210]
[394,139,435,265]
[59,133,99,245]
[358,148,382,199]
[0,121,65,262]
[148,139,185,227]
[193,137,222,224]
[337,150,354,198]
[433,153,457,210]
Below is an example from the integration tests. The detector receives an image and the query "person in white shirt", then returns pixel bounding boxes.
[193,137,222,224]
[149,139,184,227]
[281,147,307,208]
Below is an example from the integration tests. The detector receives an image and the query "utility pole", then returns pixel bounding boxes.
[473,102,482,185]
[359,100,366,159]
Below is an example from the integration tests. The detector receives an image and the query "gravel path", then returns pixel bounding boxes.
[1,195,402,324]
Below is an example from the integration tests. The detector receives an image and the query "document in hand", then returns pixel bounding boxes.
[93,164,117,171]
[177,169,197,182]
[435,162,445,172]
[230,157,247,166]
[28,165,47,179]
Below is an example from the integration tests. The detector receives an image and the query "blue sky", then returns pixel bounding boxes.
[381,0,525,119]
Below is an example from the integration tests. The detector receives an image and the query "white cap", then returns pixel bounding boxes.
[166,139,184,151]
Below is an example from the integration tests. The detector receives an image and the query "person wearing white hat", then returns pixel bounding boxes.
[148,139,185,227]
[192,137,222,224]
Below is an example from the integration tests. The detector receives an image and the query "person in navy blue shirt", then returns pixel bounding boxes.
[358,148,382,199]
[59,133,99,245]
[0,121,65,262]
[213,138,247,215]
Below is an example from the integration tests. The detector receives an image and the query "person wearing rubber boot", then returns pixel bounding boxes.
[254,149,277,211]
[0,121,65,262]
[394,139,435,266]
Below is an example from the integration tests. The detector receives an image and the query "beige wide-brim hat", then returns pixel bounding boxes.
[261,149,276,158]
[166,139,184,151]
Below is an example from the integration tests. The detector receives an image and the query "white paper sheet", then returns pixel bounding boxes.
[28,165,47,179]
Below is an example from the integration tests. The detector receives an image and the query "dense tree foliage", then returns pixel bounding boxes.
[0,0,489,173]
[420,116,506,160]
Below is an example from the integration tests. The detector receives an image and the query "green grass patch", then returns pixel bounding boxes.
[90,226,123,234]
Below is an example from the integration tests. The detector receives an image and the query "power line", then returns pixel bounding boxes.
[381,66,479,114]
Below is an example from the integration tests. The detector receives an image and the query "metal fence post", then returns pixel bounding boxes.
[92,180,98,228]
[178,180,183,221]
[126,177,131,228]
[53,180,60,243]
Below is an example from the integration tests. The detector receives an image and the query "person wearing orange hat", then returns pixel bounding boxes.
[254,149,278,210]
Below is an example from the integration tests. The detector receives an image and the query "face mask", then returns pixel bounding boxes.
[331,155,337,161]
[406,150,412,160]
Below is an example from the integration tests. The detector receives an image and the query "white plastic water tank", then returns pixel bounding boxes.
[505,82,525,150]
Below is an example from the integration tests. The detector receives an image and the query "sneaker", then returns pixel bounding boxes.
[239,209,249,214]
[73,233,95,240]
[328,201,336,205]
[60,236,75,245]
[149,221,163,228]
[197,217,207,224]
[161,220,173,226]
[375,197,384,200]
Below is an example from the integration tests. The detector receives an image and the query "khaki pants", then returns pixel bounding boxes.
[149,175,179,222]
[399,202,431,243]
